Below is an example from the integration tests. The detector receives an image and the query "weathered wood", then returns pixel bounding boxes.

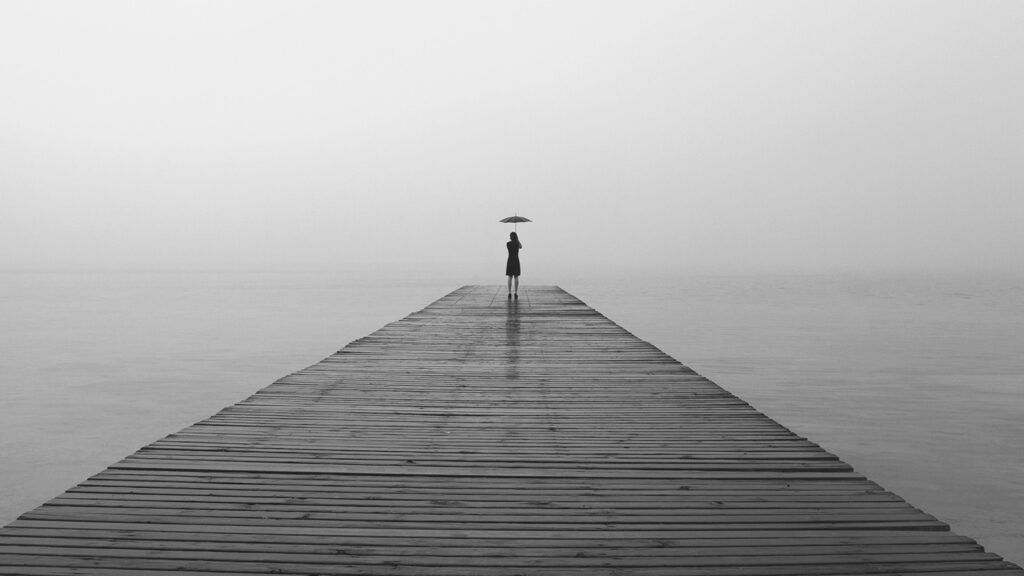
[0,285,1018,574]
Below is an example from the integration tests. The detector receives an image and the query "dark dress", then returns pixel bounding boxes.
[505,240,521,277]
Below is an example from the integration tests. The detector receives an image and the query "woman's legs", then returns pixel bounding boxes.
[513,275,519,296]
[507,275,512,297]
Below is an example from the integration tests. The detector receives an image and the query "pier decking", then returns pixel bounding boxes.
[1,285,1019,575]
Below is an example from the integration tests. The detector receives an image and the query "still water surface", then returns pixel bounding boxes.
[2,269,1021,563]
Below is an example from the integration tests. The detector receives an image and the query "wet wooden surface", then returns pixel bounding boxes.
[1,285,1019,575]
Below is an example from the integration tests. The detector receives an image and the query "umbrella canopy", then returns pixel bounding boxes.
[499,215,531,232]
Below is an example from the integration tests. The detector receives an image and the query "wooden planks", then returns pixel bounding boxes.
[0,285,1019,575]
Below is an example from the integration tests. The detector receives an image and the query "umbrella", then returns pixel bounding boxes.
[500,215,531,232]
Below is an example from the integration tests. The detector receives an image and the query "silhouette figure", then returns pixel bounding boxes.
[506,232,522,299]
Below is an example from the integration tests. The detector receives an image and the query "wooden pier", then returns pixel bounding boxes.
[1,285,1020,575]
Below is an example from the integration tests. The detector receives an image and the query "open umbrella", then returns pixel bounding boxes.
[500,215,531,232]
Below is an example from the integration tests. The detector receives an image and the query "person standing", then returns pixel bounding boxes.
[506,232,522,299]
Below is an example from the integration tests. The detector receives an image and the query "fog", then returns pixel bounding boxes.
[2,1,1022,276]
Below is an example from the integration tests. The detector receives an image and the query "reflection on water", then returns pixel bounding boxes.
[504,298,520,380]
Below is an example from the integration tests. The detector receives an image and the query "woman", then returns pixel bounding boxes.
[506,231,522,299]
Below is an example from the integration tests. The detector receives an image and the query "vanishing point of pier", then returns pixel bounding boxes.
[0,285,1019,574]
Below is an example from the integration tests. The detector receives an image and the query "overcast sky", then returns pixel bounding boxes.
[2,1,1022,276]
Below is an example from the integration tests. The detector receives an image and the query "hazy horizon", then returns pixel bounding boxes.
[3,1,1022,276]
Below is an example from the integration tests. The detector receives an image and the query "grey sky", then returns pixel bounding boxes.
[2,1,1022,276]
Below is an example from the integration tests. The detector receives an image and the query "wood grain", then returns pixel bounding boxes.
[1,285,1018,574]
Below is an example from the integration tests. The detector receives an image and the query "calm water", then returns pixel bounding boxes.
[2,269,1022,563]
